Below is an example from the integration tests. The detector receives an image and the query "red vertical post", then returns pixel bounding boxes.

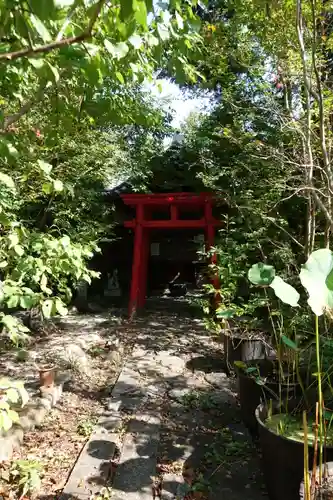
[170,204,178,221]
[129,203,144,317]
[138,228,149,308]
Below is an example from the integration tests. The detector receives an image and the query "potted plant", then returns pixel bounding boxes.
[248,250,333,500]
[216,298,275,373]
[235,357,307,438]
[33,361,56,387]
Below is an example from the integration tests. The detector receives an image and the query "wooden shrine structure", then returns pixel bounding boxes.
[121,192,221,316]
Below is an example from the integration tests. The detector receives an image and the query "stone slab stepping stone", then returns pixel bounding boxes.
[60,429,119,499]
[111,412,161,500]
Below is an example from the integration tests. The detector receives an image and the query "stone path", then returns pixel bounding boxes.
[60,302,267,499]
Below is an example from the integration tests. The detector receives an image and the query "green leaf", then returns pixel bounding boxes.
[37,160,52,175]
[144,0,153,12]
[0,410,13,432]
[281,335,298,350]
[120,0,134,20]
[30,0,56,19]
[134,0,148,27]
[40,274,48,292]
[129,34,143,49]
[175,11,184,29]
[60,235,70,247]
[41,299,55,318]
[270,276,300,307]
[46,62,60,82]
[157,23,169,41]
[29,58,45,69]
[6,295,20,309]
[0,172,15,190]
[42,182,53,194]
[53,179,64,192]
[6,388,19,403]
[248,263,275,286]
[1,315,19,329]
[7,409,20,423]
[5,142,19,157]
[215,308,234,319]
[54,0,75,6]
[234,361,247,370]
[246,367,258,374]
[300,249,333,316]
[13,245,24,257]
[104,40,129,59]
[8,232,19,248]
[30,14,52,42]
[0,261,8,268]
[146,33,159,46]
[324,409,333,422]
[55,299,68,316]
[116,71,125,84]
[20,295,36,309]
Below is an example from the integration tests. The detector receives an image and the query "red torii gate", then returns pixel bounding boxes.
[121,192,221,316]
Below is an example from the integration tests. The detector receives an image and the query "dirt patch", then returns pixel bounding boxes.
[0,312,129,499]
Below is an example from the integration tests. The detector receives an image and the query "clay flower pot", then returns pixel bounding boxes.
[38,365,56,387]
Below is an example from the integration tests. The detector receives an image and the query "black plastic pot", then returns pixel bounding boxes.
[237,360,304,438]
[256,402,333,500]
[223,333,271,374]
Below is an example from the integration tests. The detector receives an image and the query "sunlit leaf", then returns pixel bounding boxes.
[53,179,64,192]
[0,172,15,190]
[0,411,13,432]
[157,23,169,41]
[299,249,333,316]
[104,40,129,59]
[37,160,52,175]
[42,299,55,318]
[55,299,68,316]
[270,276,299,307]
[175,12,184,29]
[6,388,19,404]
[13,245,24,257]
[116,71,125,83]
[248,263,275,286]
[29,58,45,69]
[6,295,20,309]
[129,34,143,49]
[30,14,52,42]
[20,295,36,309]
[42,182,53,195]
[46,62,60,82]
[134,0,148,27]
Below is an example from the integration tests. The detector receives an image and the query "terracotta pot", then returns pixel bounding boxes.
[38,366,56,387]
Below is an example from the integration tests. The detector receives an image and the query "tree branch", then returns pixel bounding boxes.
[0,0,106,62]
[3,81,48,129]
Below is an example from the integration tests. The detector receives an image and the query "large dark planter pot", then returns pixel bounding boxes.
[223,333,271,374]
[237,360,303,438]
[256,402,333,500]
